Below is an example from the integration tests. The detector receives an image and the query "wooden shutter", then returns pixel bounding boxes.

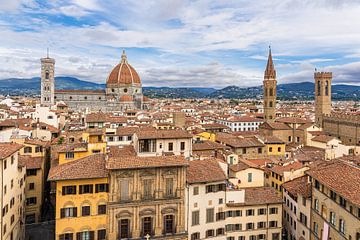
[73,207,77,217]
[95,184,99,193]
[105,184,109,192]
[76,232,81,240]
[60,208,65,218]
[79,185,83,194]
[89,231,95,240]
[62,186,66,195]
[89,185,93,193]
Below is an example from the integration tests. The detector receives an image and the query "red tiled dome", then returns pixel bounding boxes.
[106,50,141,86]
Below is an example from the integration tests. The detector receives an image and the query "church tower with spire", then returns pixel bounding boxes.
[263,47,277,122]
[40,49,55,107]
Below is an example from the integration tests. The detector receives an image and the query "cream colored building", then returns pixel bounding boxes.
[228,160,265,189]
[0,143,26,240]
[186,159,227,240]
[133,129,193,158]
[282,175,312,240]
[307,160,360,240]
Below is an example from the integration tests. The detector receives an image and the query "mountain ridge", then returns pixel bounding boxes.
[0,77,359,100]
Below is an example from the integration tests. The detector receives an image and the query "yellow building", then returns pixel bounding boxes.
[260,136,285,157]
[48,154,109,240]
[194,131,216,142]
[12,138,49,224]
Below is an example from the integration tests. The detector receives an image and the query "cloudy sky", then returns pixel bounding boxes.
[0,0,360,88]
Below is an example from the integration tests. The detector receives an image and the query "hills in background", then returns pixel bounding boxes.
[0,77,359,100]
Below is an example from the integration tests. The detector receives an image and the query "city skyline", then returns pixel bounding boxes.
[1,0,360,87]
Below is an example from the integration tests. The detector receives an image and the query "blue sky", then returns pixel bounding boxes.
[0,0,360,88]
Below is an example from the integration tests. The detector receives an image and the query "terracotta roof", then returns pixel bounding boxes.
[18,155,43,169]
[56,143,88,153]
[282,175,311,198]
[270,161,306,176]
[227,187,282,206]
[260,122,291,130]
[201,123,229,129]
[218,136,264,148]
[106,51,141,85]
[115,126,139,136]
[193,140,229,151]
[307,160,360,207]
[106,154,188,170]
[86,112,108,123]
[48,153,108,181]
[136,129,192,139]
[261,135,284,144]
[277,117,311,124]
[187,159,226,183]
[24,138,50,147]
[229,159,260,172]
[311,135,337,143]
[0,142,23,159]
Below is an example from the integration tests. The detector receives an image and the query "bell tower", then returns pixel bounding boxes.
[40,50,55,107]
[263,47,277,122]
[314,71,332,128]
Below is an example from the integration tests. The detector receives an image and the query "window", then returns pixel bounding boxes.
[315,180,320,190]
[76,231,94,240]
[168,142,174,151]
[180,142,185,151]
[95,184,109,193]
[300,212,307,225]
[192,211,200,226]
[339,219,345,234]
[248,173,252,182]
[302,197,306,206]
[206,208,214,223]
[97,229,106,240]
[165,178,173,197]
[164,215,174,234]
[60,207,77,218]
[258,234,266,240]
[249,236,256,240]
[246,209,254,216]
[258,148,262,154]
[35,146,42,153]
[278,147,281,152]
[191,232,200,240]
[216,228,225,236]
[98,205,106,215]
[216,211,225,221]
[270,207,278,214]
[62,186,76,195]
[142,217,153,236]
[119,219,130,238]
[269,147,273,152]
[258,221,266,229]
[26,197,37,206]
[29,183,35,190]
[65,152,74,159]
[27,169,37,176]
[314,199,319,211]
[59,233,73,240]
[206,229,214,238]
[313,222,319,236]
[269,221,278,228]
[246,223,254,230]
[258,208,266,215]
[24,147,32,153]
[340,197,347,208]
[120,179,129,201]
[79,185,93,194]
[81,206,90,216]
[143,179,153,199]
[272,233,280,240]
[193,186,199,195]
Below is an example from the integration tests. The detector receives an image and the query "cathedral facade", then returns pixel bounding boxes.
[40,50,150,112]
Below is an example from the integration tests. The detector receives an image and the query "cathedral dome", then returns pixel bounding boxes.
[106,50,141,86]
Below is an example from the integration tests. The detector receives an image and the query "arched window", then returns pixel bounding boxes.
[325,80,329,96]
[45,71,49,80]
[317,81,321,96]
[269,101,273,107]
[269,88,273,96]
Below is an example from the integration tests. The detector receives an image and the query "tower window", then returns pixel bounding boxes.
[269,101,273,107]
[45,71,49,80]
[111,89,115,93]
[317,81,321,96]
[269,88,273,96]
[325,80,329,96]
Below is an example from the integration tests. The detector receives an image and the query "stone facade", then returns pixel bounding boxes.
[108,166,187,239]
[40,56,55,107]
[314,72,332,128]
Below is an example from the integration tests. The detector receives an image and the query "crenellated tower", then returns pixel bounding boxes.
[263,47,277,122]
[40,51,55,107]
[314,71,332,128]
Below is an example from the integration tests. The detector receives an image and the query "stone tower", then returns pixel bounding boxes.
[40,51,55,107]
[263,47,277,122]
[314,71,332,128]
